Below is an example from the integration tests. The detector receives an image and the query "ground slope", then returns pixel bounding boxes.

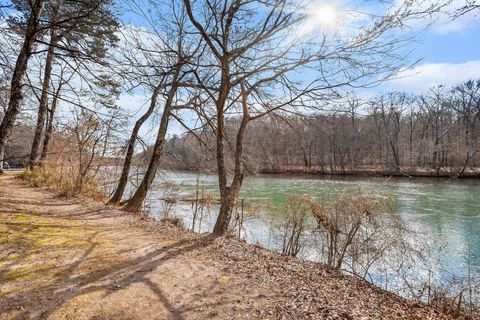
[0,173,451,319]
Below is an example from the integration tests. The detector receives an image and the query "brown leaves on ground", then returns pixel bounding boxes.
[0,172,454,319]
[213,238,453,319]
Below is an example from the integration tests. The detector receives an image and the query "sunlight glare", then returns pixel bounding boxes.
[311,4,338,29]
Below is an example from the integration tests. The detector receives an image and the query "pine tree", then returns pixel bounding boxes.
[23,0,119,167]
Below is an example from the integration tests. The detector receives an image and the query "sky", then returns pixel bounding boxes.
[380,1,480,93]
[115,0,480,139]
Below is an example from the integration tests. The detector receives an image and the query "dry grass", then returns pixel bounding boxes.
[18,166,106,201]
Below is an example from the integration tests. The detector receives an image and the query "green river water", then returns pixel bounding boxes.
[143,171,480,290]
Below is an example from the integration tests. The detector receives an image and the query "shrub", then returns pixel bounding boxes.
[279,195,314,257]
[310,191,395,271]
[161,216,185,230]
[18,166,106,201]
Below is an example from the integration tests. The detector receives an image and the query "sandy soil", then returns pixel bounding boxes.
[0,172,453,319]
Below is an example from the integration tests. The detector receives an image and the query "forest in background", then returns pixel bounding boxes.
[164,82,480,178]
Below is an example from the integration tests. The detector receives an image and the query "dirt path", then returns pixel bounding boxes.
[0,173,452,319]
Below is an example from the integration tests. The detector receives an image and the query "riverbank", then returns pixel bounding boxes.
[163,165,480,180]
[0,172,455,319]
[258,166,480,179]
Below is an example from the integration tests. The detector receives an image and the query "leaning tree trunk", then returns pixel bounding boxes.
[123,73,180,213]
[29,22,59,167]
[0,0,45,173]
[122,103,172,212]
[108,84,162,205]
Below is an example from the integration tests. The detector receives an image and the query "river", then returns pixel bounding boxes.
[124,170,480,295]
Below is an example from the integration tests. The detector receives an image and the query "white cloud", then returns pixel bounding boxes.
[116,92,191,142]
[432,3,480,34]
[117,92,151,116]
[394,0,480,34]
[387,60,480,93]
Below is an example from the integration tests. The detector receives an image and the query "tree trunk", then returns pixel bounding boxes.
[123,72,180,213]
[213,188,237,234]
[212,83,248,235]
[29,20,59,167]
[39,82,61,166]
[0,0,45,173]
[108,84,161,205]
[389,137,400,172]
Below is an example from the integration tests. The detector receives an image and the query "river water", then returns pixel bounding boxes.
[133,170,479,294]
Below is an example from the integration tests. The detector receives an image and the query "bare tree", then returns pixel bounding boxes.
[371,93,409,172]
[107,24,173,205]
[450,80,480,176]
[169,78,480,178]
[183,0,435,235]
[455,0,480,17]
[108,83,163,204]
[38,61,76,165]
[122,1,199,212]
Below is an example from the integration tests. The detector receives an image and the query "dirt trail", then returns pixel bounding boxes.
[0,173,452,319]
[0,173,266,319]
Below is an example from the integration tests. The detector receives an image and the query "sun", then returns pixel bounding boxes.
[311,3,339,29]
[304,1,342,32]
[291,1,345,39]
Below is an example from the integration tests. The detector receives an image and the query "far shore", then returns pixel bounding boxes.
[157,166,480,182]
[257,167,480,179]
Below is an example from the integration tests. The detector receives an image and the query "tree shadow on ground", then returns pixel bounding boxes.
[0,174,248,319]
[0,231,222,320]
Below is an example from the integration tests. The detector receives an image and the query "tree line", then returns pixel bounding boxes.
[165,81,480,178]
[0,0,476,236]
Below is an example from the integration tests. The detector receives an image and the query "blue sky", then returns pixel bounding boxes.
[379,1,480,93]
[118,0,480,94]
[115,0,480,138]
[418,27,480,64]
